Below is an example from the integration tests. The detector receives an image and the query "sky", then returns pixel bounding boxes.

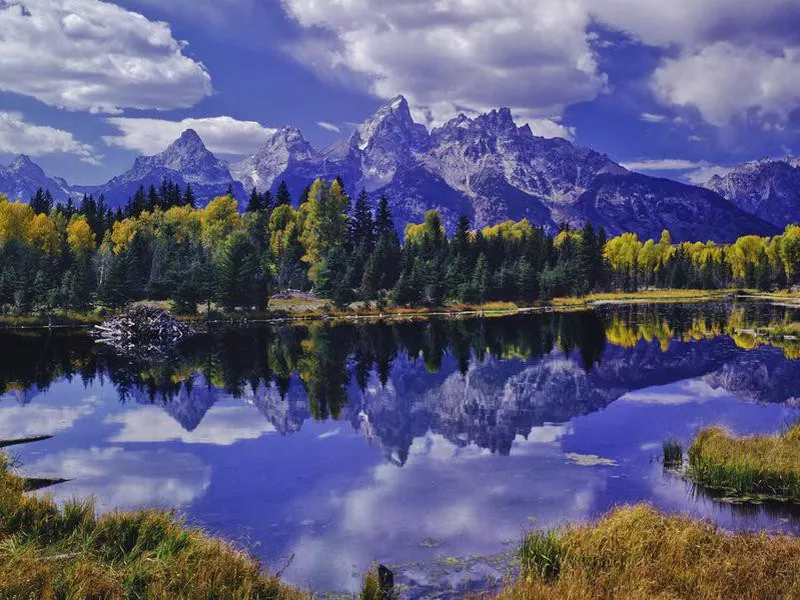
[1,0,800,186]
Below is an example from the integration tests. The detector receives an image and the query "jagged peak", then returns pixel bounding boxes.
[474,106,517,132]
[8,154,44,174]
[357,94,423,150]
[166,129,208,153]
[257,125,316,158]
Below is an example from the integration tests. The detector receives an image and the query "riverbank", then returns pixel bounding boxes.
[1,288,798,330]
[0,452,307,599]
[685,423,800,503]
[500,504,800,599]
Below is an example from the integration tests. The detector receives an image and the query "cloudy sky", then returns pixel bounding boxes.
[1,0,800,185]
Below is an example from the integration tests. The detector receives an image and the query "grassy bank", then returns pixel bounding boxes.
[1,289,798,329]
[0,453,305,599]
[501,504,800,599]
[687,424,800,502]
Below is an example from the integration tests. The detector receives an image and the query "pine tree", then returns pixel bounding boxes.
[275,181,291,207]
[30,188,52,215]
[183,183,196,208]
[216,231,257,311]
[248,187,264,213]
[472,253,490,305]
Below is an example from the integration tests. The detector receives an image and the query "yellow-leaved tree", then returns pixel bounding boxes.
[67,215,96,256]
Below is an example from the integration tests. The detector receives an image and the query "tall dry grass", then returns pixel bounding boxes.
[500,504,800,600]
[688,423,800,501]
[0,453,306,599]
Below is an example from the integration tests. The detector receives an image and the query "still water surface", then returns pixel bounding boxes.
[3,302,800,596]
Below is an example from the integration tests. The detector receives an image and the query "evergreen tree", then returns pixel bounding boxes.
[216,231,258,311]
[183,183,196,208]
[275,181,291,207]
[472,253,490,305]
[30,188,52,215]
[248,187,264,213]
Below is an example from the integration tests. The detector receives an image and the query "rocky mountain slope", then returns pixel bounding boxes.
[0,155,72,204]
[0,97,783,240]
[705,157,800,228]
[232,96,775,241]
[75,129,246,208]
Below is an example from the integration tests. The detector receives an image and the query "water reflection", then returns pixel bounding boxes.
[2,301,800,596]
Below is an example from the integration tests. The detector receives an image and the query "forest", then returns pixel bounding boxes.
[0,177,798,316]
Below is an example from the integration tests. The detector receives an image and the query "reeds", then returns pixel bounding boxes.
[687,424,800,501]
[500,504,800,599]
[662,438,683,469]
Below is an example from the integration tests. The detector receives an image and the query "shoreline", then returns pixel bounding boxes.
[0,289,797,331]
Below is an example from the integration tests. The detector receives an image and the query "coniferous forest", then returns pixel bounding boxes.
[0,177,799,316]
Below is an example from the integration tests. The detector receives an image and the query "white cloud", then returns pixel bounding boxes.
[0,394,98,438]
[0,0,212,113]
[685,164,734,185]
[641,112,668,123]
[653,43,800,127]
[316,121,341,134]
[103,116,274,156]
[621,158,705,171]
[25,447,210,512]
[282,0,800,130]
[282,0,606,126]
[524,118,576,141]
[105,403,277,445]
[0,111,99,163]
[621,379,729,405]
[620,158,733,185]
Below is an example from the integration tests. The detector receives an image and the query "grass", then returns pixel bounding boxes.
[552,289,735,307]
[687,423,800,502]
[500,504,800,600]
[0,452,306,599]
[662,439,683,469]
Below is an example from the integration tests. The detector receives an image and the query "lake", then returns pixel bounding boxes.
[2,301,800,597]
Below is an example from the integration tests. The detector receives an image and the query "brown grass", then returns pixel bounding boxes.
[500,504,800,600]
[0,453,306,599]
[688,423,800,501]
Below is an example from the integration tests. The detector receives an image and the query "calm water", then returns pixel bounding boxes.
[3,302,800,597]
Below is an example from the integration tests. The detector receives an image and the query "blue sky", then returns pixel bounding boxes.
[1,0,800,185]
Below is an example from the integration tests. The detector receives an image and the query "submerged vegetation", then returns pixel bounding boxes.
[688,424,800,502]
[0,453,304,600]
[503,504,800,599]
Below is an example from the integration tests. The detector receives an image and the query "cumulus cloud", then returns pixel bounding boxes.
[652,44,800,127]
[0,111,99,163]
[0,394,98,438]
[103,116,274,155]
[316,121,341,133]
[25,447,211,512]
[282,0,800,130]
[282,0,606,125]
[105,403,277,445]
[0,0,212,113]
[525,118,576,141]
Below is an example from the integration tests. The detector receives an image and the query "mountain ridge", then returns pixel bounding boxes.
[0,96,783,241]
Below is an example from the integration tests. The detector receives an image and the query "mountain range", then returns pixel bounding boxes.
[0,95,792,242]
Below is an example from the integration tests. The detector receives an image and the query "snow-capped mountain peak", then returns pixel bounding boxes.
[356,94,429,152]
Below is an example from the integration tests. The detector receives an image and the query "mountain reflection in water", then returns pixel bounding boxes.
[2,301,800,596]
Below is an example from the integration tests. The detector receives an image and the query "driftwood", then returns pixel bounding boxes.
[93,306,196,358]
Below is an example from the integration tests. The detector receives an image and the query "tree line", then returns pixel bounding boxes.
[0,176,798,315]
